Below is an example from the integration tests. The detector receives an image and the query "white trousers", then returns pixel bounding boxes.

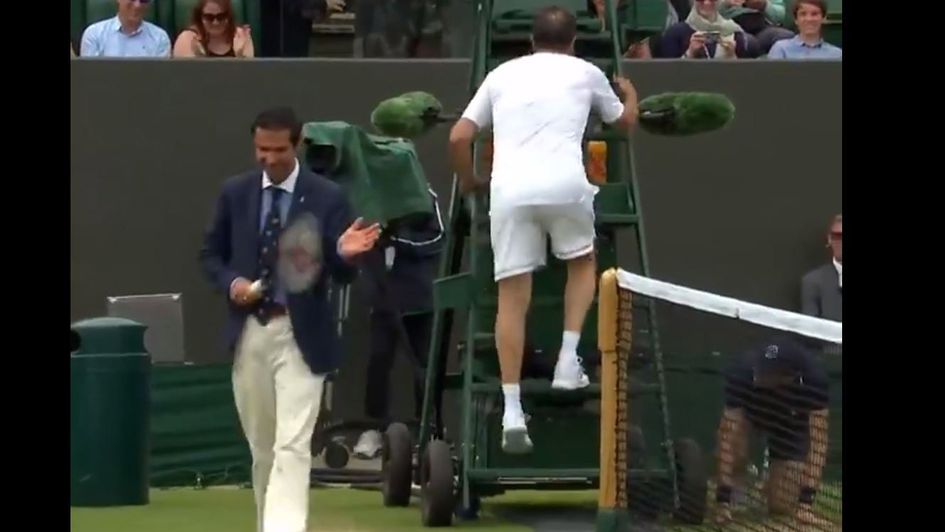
[233,316,324,532]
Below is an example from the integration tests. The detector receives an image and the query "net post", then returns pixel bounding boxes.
[596,268,626,531]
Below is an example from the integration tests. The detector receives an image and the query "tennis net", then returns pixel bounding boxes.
[596,268,842,531]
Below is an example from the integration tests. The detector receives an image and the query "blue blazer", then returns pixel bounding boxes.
[199,167,358,375]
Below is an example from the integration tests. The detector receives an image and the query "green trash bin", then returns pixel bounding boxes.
[70,317,151,507]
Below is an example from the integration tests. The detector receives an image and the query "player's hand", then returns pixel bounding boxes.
[338,217,381,260]
[688,32,707,56]
[326,0,346,12]
[612,76,637,101]
[460,174,489,195]
[230,277,261,307]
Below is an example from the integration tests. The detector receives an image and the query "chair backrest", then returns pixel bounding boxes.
[621,0,667,32]
[492,0,591,19]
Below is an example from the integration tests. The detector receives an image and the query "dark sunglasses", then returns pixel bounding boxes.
[202,13,230,23]
[829,231,842,240]
[131,0,152,4]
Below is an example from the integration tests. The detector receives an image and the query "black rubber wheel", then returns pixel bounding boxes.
[420,440,454,527]
[672,438,708,525]
[324,440,350,470]
[382,422,413,507]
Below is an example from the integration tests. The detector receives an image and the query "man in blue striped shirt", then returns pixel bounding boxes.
[768,0,841,59]
[80,0,171,58]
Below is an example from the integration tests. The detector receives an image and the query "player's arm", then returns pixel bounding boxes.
[803,408,829,494]
[450,77,492,194]
[590,67,639,131]
[717,407,747,493]
[716,367,751,517]
[799,361,831,509]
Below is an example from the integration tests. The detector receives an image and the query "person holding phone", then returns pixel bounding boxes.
[659,0,750,59]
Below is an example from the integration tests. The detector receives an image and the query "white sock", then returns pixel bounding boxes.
[559,330,581,362]
[502,383,522,418]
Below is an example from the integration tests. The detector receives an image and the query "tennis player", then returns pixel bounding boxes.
[715,336,832,527]
[448,6,639,453]
[199,106,380,532]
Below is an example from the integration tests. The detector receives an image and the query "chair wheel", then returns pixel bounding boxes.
[382,422,413,507]
[324,441,350,470]
[420,440,454,527]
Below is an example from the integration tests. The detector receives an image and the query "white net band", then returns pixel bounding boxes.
[616,269,842,345]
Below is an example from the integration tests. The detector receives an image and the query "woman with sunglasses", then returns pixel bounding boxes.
[659,0,750,59]
[173,0,254,58]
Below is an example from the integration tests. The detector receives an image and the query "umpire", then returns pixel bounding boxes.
[353,186,445,458]
[714,335,832,527]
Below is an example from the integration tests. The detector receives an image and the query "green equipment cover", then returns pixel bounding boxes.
[301,121,433,225]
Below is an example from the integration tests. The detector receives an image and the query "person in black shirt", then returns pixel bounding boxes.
[714,335,831,527]
[352,187,445,458]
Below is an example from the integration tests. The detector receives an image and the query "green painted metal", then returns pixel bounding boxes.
[71,318,151,507]
[414,1,684,527]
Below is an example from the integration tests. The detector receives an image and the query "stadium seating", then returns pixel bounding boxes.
[492,0,602,34]
[618,0,668,47]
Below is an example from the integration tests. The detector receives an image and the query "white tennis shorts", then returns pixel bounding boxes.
[490,200,596,281]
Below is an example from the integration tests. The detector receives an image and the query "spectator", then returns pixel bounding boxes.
[353,188,445,459]
[801,214,842,322]
[261,0,345,57]
[659,0,750,59]
[173,0,254,58]
[353,0,411,58]
[80,0,171,58]
[768,0,841,59]
[719,0,793,57]
[714,336,831,528]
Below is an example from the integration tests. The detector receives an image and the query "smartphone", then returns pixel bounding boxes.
[703,31,721,42]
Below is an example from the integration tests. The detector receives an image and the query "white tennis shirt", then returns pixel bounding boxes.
[460,51,625,212]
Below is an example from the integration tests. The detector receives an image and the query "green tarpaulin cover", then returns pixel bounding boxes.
[302,121,433,225]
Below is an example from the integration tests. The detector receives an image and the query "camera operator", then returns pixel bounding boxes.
[353,187,445,458]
